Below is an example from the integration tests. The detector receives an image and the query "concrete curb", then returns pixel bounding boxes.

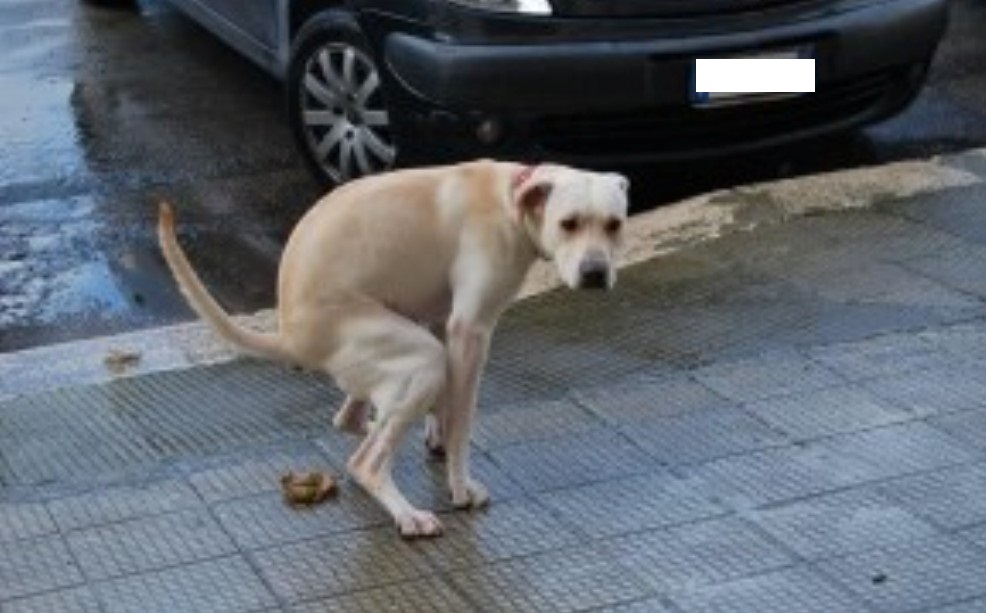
[1,149,982,401]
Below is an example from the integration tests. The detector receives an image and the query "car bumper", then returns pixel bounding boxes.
[376,0,948,163]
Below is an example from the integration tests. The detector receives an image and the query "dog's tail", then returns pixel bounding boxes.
[157,201,290,363]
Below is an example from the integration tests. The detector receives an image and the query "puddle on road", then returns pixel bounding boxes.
[0,0,291,351]
[0,75,90,187]
[0,190,279,350]
[41,257,132,322]
[1,195,120,328]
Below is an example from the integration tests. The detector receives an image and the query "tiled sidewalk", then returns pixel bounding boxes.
[3,176,986,611]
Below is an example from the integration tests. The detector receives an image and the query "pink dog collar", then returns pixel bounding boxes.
[513,164,538,191]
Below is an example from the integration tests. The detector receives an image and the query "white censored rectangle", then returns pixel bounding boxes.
[695,58,815,94]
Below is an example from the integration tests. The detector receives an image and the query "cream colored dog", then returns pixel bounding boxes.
[158,159,629,538]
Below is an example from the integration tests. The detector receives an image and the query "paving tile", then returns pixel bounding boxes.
[94,556,277,613]
[817,422,981,482]
[960,523,986,551]
[188,448,336,503]
[597,597,675,613]
[613,300,807,367]
[860,366,986,417]
[696,220,834,278]
[604,516,794,593]
[817,536,986,612]
[692,350,844,403]
[925,599,986,613]
[0,535,83,600]
[930,409,986,453]
[1,586,101,613]
[878,462,986,529]
[897,186,986,250]
[448,545,650,612]
[538,472,726,538]
[251,527,432,603]
[0,502,57,543]
[47,479,202,532]
[0,428,154,490]
[67,508,237,580]
[681,446,848,508]
[921,322,986,363]
[748,487,939,560]
[793,442,892,487]
[410,500,580,572]
[670,566,868,613]
[472,399,602,450]
[620,406,788,466]
[903,248,986,299]
[765,253,978,310]
[807,212,973,264]
[770,300,968,350]
[574,376,728,423]
[0,362,339,489]
[289,576,471,613]
[485,330,652,405]
[742,387,911,441]
[810,333,958,382]
[388,451,526,512]
[489,428,655,493]
[212,487,389,550]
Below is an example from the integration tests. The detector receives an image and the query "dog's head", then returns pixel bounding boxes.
[513,165,629,290]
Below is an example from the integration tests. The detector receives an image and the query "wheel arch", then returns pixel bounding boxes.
[276,0,350,75]
[289,0,351,42]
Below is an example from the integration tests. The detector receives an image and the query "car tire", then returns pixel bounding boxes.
[287,12,398,187]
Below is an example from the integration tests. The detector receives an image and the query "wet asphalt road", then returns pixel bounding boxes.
[1,0,985,353]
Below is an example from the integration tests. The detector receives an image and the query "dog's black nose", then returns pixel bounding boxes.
[579,262,609,290]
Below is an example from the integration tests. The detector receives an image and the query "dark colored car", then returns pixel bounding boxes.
[159,0,949,186]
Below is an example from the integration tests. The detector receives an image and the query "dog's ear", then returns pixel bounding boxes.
[513,179,553,223]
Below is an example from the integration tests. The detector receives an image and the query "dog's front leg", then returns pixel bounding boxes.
[444,317,491,509]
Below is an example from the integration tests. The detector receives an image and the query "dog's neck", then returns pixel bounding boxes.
[512,164,552,262]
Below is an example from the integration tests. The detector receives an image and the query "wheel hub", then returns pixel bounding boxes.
[298,42,396,184]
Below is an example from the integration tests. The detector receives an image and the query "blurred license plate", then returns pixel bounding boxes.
[692,49,814,107]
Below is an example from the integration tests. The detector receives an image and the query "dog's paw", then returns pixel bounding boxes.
[395,509,444,539]
[451,478,490,510]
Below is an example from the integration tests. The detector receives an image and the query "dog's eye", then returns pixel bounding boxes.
[605,218,623,234]
[560,217,580,232]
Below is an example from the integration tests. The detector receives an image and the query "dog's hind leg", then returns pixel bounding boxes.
[332,396,369,436]
[424,323,448,460]
[334,314,448,538]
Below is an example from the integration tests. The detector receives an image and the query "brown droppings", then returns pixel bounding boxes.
[104,348,142,374]
[280,471,338,506]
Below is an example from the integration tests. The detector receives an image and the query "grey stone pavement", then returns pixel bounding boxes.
[4,154,986,612]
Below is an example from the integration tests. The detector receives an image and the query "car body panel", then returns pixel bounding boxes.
[161,0,949,175]
[166,0,292,76]
[385,0,945,112]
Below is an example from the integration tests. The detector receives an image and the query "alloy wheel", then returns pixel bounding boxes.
[299,43,396,183]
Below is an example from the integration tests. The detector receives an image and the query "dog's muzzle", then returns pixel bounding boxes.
[578,257,610,290]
